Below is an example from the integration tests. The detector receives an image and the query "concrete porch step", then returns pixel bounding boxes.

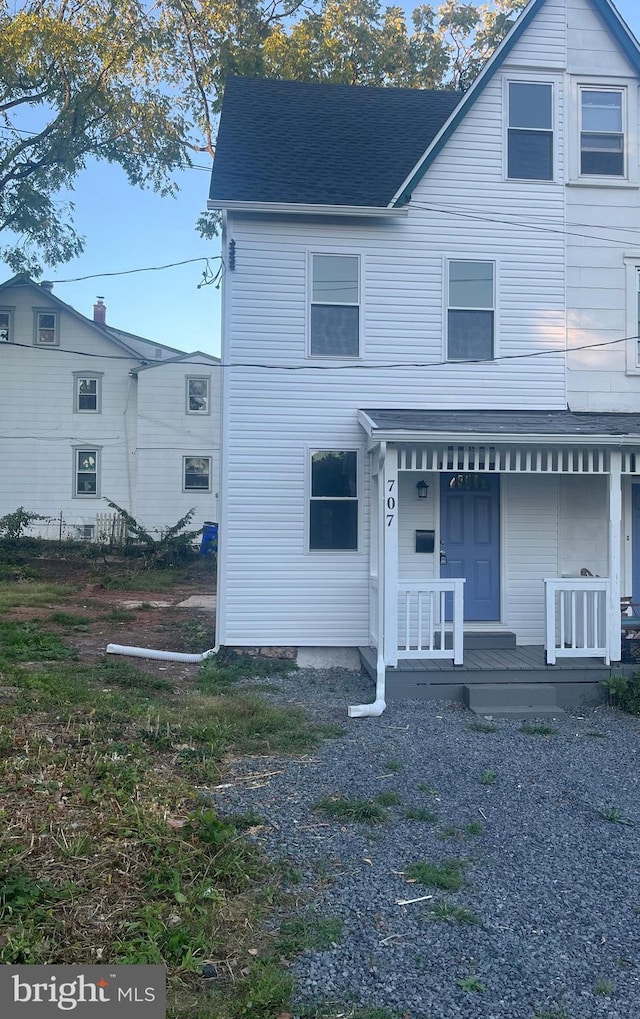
[464,682,564,719]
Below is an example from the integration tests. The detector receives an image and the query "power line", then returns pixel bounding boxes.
[4,330,637,369]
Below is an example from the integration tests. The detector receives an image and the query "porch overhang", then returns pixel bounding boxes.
[358,409,640,447]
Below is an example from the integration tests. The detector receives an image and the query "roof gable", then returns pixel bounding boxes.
[393,0,640,204]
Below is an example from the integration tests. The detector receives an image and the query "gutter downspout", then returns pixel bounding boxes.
[106,643,219,664]
[349,442,387,718]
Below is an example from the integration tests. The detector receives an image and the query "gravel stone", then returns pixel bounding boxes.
[210,667,640,1019]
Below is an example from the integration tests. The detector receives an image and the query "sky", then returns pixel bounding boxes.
[2,0,639,358]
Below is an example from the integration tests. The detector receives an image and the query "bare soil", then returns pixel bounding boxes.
[5,555,216,684]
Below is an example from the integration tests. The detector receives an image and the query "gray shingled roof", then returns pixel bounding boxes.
[360,409,640,437]
[209,77,463,208]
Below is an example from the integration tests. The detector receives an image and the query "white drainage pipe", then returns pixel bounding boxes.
[106,643,216,664]
[348,649,386,718]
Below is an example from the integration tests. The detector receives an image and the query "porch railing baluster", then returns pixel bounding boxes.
[543,578,610,664]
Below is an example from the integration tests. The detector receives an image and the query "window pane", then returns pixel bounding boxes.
[509,82,552,129]
[39,314,55,329]
[312,451,357,498]
[582,91,622,132]
[77,452,96,472]
[184,457,210,489]
[580,137,624,176]
[312,254,358,304]
[449,262,493,309]
[310,500,357,550]
[448,310,494,360]
[188,379,209,411]
[311,305,359,356]
[508,129,553,179]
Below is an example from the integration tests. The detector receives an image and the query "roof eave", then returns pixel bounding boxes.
[356,413,640,445]
[207,199,408,218]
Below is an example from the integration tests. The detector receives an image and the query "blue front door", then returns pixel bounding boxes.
[440,473,501,621]
[632,484,640,605]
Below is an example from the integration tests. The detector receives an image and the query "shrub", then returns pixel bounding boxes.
[603,673,640,715]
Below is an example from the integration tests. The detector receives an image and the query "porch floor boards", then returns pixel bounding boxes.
[358,644,627,707]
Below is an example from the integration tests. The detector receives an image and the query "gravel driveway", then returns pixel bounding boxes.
[212,668,640,1019]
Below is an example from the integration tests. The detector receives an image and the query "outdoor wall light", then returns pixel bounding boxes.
[416,480,429,500]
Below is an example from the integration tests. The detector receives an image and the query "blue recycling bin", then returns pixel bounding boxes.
[200,521,218,556]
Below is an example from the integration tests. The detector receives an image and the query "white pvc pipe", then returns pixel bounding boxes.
[348,649,386,718]
[106,643,216,664]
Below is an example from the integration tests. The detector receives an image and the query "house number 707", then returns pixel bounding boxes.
[386,479,396,526]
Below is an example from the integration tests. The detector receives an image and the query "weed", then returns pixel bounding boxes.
[439,821,484,840]
[603,673,640,715]
[99,659,174,692]
[597,804,634,826]
[0,621,76,663]
[467,720,498,733]
[417,782,439,796]
[277,911,343,956]
[457,975,486,992]
[586,731,606,738]
[519,723,558,736]
[382,757,402,773]
[480,770,497,785]
[104,608,137,622]
[198,648,293,693]
[402,807,437,822]
[376,791,402,807]
[232,958,295,1019]
[314,795,389,825]
[49,612,92,627]
[404,858,467,891]
[594,978,614,996]
[532,1008,570,1019]
[426,901,482,925]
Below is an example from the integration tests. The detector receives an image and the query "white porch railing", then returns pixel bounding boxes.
[397,580,465,664]
[543,578,610,665]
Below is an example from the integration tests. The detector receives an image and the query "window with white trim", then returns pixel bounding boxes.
[73,372,103,413]
[74,449,99,497]
[0,308,12,342]
[34,310,59,345]
[580,88,625,177]
[447,260,495,361]
[507,81,553,180]
[184,456,211,491]
[309,450,358,550]
[310,254,360,357]
[186,376,210,414]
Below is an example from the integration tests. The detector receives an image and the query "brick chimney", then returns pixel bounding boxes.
[93,297,106,324]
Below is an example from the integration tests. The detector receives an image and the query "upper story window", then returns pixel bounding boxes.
[34,310,59,345]
[186,376,210,414]
[73,372,103,413]
[507,82,553,180]
[447,260,495,361]
[310,253,359,358]
[0,309,12,342]
[580,88,624,176]
[309,450,358,551]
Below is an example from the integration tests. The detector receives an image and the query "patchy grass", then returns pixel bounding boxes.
[313,795,389,825]
[425,901,482,926]
[467,719,499,733]
[0,581,74,610]
[0,609,338,1019]
[198,648,294,694]
[276,911,343,956]
[597,804,634,826]
[402,807,438,823]
[439,820,484,841]
[49,612,92,627]
[375,791,402,807]
[403,858,468,891]
[519,722,559,736]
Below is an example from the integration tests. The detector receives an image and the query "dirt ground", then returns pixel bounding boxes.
[6,555,217,684]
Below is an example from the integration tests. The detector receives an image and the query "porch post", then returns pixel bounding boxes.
[608,450,622,663]
[382,444,399,667]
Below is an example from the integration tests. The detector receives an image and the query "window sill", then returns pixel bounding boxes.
[566,179,639,190]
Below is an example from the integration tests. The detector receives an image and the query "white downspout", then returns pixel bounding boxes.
[608,449,622,665]
[106,643,218,664]
[349,442,388,717]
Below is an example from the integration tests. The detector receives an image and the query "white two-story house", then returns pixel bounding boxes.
[0,274,220,539]
[208,0,640,714]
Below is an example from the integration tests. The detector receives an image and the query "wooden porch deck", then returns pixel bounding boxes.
[359,642,630,709]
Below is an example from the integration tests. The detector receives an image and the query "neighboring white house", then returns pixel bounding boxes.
[208,0,640,690]
[0,274,220,539]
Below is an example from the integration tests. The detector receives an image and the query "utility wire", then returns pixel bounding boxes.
[4,331,638,368]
